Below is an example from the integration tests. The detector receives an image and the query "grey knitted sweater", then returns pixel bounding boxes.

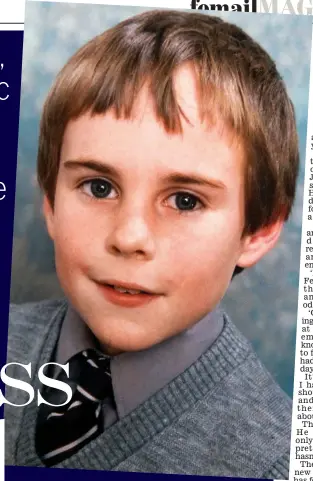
[5,300,292,478]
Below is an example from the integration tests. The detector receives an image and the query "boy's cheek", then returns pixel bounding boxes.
[52,204,99,253]
[42,195,56,241]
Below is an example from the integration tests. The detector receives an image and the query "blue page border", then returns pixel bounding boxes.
[0,30,23,420]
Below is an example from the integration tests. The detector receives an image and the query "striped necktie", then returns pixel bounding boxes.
[35,349,113,466]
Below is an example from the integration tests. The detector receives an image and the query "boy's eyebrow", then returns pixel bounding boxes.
[164,173,226,190]
[62,159,226,190]
[62,159,120,179]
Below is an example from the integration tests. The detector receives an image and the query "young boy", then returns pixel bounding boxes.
[5,9,297,479]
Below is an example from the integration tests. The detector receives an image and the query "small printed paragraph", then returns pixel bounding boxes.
[295,135,313,481]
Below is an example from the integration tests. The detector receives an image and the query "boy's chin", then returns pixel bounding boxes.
[88,319,168,355]
[100,343,124,356]
[98,338,157,356]
[97,332,167,355]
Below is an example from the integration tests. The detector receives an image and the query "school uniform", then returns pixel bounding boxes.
[5,299,291,478]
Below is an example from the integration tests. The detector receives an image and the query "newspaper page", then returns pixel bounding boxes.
[0,1,313,481]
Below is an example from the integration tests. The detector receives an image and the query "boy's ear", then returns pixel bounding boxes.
[237,217,285,268]
[42,195,55,240]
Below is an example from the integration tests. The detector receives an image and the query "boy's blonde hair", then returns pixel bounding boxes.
[37,9,299,235]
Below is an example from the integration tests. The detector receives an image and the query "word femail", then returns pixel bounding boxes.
[0,362,72,407]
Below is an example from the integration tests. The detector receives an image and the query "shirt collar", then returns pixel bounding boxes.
[56,305,224,419]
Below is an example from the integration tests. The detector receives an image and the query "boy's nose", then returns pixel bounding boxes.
[106,206,156,260]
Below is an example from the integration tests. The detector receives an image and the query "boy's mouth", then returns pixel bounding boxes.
[95,279,161,308]
[99,279,159,294]
[106,283,149,295]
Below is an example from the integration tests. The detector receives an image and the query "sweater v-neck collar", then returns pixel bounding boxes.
[15,301,251,470]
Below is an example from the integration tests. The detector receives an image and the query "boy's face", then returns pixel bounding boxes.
[44,66,274,354]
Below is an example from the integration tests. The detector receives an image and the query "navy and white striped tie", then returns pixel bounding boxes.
[35,349,113,466]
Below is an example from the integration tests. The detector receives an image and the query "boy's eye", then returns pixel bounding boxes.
[168,192,202,211]
[80,179,117,199]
